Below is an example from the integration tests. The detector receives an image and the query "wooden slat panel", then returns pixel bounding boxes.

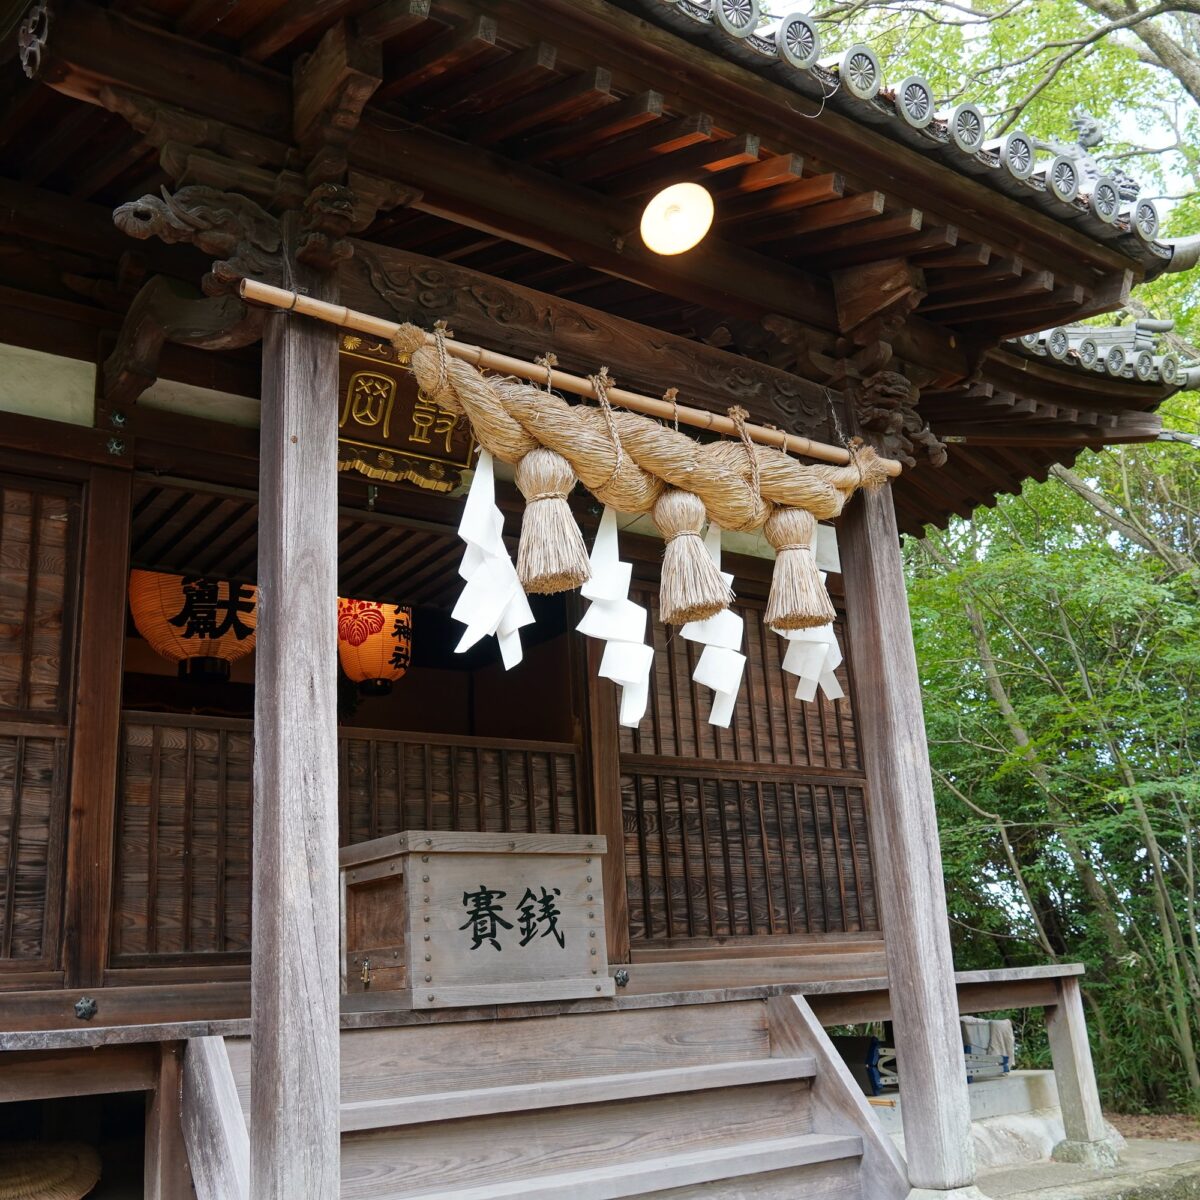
[0,733,66,960]
[620,590,858,771]
[113,720,254,961]
[0,475,77,968]
[112,717,582,962]
[615,574,877,950]
[0,479,75,716]
[622,772,879,945]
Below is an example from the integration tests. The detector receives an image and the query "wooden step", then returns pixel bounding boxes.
[226,1001,772,1112]
[339,1077,815,1197]
[340,1055,817,1131]
[394,1133,864,1200]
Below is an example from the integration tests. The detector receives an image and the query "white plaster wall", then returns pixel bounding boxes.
[0,344,96,426]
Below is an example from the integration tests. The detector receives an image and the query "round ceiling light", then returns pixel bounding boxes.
[639,182,714,255]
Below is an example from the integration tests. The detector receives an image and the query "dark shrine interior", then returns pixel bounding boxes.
[119,473,579,743]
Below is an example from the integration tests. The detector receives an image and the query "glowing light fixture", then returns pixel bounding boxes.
[639,182,714,255]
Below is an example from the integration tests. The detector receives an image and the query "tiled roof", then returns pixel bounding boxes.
[1015,320,1200,390]
[638,0,1175,274]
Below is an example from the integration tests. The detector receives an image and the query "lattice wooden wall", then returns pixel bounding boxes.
[111,716,583,962]
[621,588,879,947]
[0,476,78,966]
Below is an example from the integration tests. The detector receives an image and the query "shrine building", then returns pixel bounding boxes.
[0,0,1196,1197]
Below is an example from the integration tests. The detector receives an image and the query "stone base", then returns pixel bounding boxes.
[1051,1137,1121,1169]
[908,1189,991,1199]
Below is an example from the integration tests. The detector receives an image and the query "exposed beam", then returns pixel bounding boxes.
[242,0,349,63]
[925,256,1022,294]
[471,65,613,145]
[718,172,844,225]
[0,176,205,277]
[346,113,838,331]
[713,152,804,194]
[914,244,991,269]
[561,113,714,184]
[355,0,433,44]
[737,190,885,246]
[804,224,958,272]
[494,0,1142,287]
[376,13,500,101]
[603,133,760,199]
[37,3,970,376]
[920,270,1054,315]
[424,40,559,121]
[520,89,664,161]
[946,285,1085,330]
[782,208,924,258]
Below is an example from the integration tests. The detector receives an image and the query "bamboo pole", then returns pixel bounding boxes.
[239,278,903,478]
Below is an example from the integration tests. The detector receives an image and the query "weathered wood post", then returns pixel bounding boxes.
[251,212,342,1198]
[1046,976,1119,1167]
[841,483,981,1198]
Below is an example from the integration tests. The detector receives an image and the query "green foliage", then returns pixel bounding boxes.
[906,433,1200,1111]
[796,0,1200,1111]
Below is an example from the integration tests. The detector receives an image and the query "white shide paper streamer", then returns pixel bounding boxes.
[576,507,654,727]
[680,526,747,728]
[777,573,844,702]
[450,449,535,670]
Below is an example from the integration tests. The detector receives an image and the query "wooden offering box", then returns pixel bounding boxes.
[340,832,614,1009]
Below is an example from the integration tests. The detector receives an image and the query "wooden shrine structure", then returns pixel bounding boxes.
[0,0,1196,1196]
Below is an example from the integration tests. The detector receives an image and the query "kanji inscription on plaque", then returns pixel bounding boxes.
[338,832,614,1009]
[337,337,473,493]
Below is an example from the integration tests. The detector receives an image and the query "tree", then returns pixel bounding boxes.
[906,409,1200,1109]
[759,0,1200,217]
[764,0,1200,1108]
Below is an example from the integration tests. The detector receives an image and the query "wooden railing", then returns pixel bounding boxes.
[110,713,583,965]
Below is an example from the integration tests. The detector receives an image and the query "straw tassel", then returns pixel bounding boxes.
[515,447,591,594]
[653,489,733,624]
[764,506,836,630]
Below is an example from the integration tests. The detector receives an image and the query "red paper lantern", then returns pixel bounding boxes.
[129,569,257,682]
[337,598,412,695]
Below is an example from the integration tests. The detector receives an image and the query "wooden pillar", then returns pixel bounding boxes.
[1046,977,1118,1166]
[251,216,341,1199]
[145,1042,194,1199]
[840,483,976,1194]
[64,465,132,988]
[584,638,630,965]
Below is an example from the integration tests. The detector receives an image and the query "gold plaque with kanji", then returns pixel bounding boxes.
[337,335,474,493]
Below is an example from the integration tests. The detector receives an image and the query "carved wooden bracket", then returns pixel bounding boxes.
[105,185,283,404]
[103,275,266,408]
[847,370,947,469]
[294,21,382,177]
[98,29,416,239]
[297,181,357,271]
[344,243,839,441]
[112,185,282,296]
